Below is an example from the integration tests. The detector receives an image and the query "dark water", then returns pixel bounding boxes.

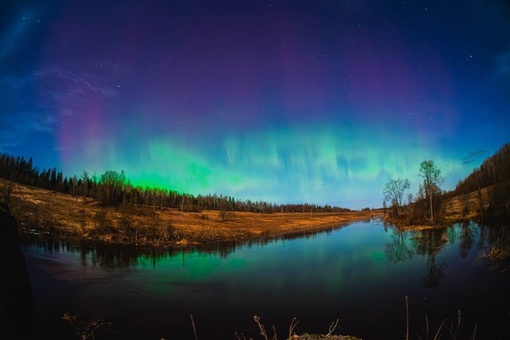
[15,220,510,339]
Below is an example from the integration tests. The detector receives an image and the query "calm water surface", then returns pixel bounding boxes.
[19,219,510,339]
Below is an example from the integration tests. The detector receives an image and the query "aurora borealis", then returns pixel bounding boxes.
[1,1,509,208]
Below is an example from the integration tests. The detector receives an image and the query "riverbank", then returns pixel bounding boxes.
[5,180,381,247]
[382,187,490,231]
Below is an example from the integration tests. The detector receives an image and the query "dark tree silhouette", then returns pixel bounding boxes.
[0,151,351,214]
[413,228,448,287]
[419,160,443,221]
[383,178,410,215]
[98,170,126,206]
[386,228,413,262]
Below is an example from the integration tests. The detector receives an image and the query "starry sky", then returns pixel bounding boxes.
[1,0,509,209]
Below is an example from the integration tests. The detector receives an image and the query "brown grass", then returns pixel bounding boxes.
[2,179,380,246]
[390,187,492,230]
[442,188,490,222]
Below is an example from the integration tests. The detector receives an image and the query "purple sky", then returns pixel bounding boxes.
[1,0,509,208]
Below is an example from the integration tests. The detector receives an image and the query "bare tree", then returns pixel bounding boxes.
[419,160,443,221]
[383,178,411,215]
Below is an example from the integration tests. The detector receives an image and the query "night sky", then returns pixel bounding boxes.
[1,0,509,209]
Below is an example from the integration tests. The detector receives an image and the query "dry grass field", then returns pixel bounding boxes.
[2,179,380,246]
[442,187,490,222]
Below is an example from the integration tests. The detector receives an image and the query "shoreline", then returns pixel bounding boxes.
[6,180,382,248]
[18,210,382,248]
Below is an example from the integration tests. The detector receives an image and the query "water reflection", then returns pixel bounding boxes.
[385,222,510,289]
[458,221,477,258]
[385,228,412,263]
[22,221,510,276]
[413,228,448,287]
[19,220,510,339]
[384,225,449,287]
[21,223,355,270]
[478,223,510,272]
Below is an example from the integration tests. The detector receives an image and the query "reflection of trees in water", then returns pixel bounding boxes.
[21,221,510,275]
[20,225,351,270]
[458,221,477,259]
[384,222,449,287]
[412,228,448,287]
[477,224,510,270]
[88,245,150,269]
[385,222,510,285]
[81,244,238,269]
[384,224,449,287]
[385,228,413,262]
[21,236,81,254]
[422,253,446,287]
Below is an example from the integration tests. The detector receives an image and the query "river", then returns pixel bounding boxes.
[15,219,510,339]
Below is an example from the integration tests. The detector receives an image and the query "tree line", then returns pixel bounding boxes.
[0,152,351,214]
[450,143,510,223]
[452,143,510,195]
